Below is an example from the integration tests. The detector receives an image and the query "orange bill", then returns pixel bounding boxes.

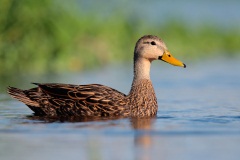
[159,50,186,68]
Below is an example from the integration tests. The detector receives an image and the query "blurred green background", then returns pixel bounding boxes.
[1,0,240,76]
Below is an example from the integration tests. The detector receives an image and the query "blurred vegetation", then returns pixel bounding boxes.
[0,0,240,76]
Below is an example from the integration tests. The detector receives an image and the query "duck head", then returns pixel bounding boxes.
[134,35,186,68]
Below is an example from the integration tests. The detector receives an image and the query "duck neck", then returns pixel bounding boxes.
[128,58,158,116]
[132,58,151,86]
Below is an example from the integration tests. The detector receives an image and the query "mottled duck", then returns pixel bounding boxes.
[8,35,186,118]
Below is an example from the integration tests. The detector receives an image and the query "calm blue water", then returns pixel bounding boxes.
[0,58,240,160]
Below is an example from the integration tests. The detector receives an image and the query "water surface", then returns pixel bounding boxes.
[0,59,240,160]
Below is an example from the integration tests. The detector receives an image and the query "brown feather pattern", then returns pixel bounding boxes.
[7,79,157,117]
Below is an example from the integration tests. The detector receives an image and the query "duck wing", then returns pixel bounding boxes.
[27,83,127,117]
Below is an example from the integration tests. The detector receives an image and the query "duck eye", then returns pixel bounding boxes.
[150,41,156,45]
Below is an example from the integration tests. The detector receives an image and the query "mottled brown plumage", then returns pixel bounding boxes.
[8,35,186,117]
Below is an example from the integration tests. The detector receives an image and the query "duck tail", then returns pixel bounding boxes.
[7,87,39,107]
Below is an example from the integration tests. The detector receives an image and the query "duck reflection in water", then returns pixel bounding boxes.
[131,117,155,160]
[26,115,155,160]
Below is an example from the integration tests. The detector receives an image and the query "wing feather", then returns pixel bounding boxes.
[29,83,127,116]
